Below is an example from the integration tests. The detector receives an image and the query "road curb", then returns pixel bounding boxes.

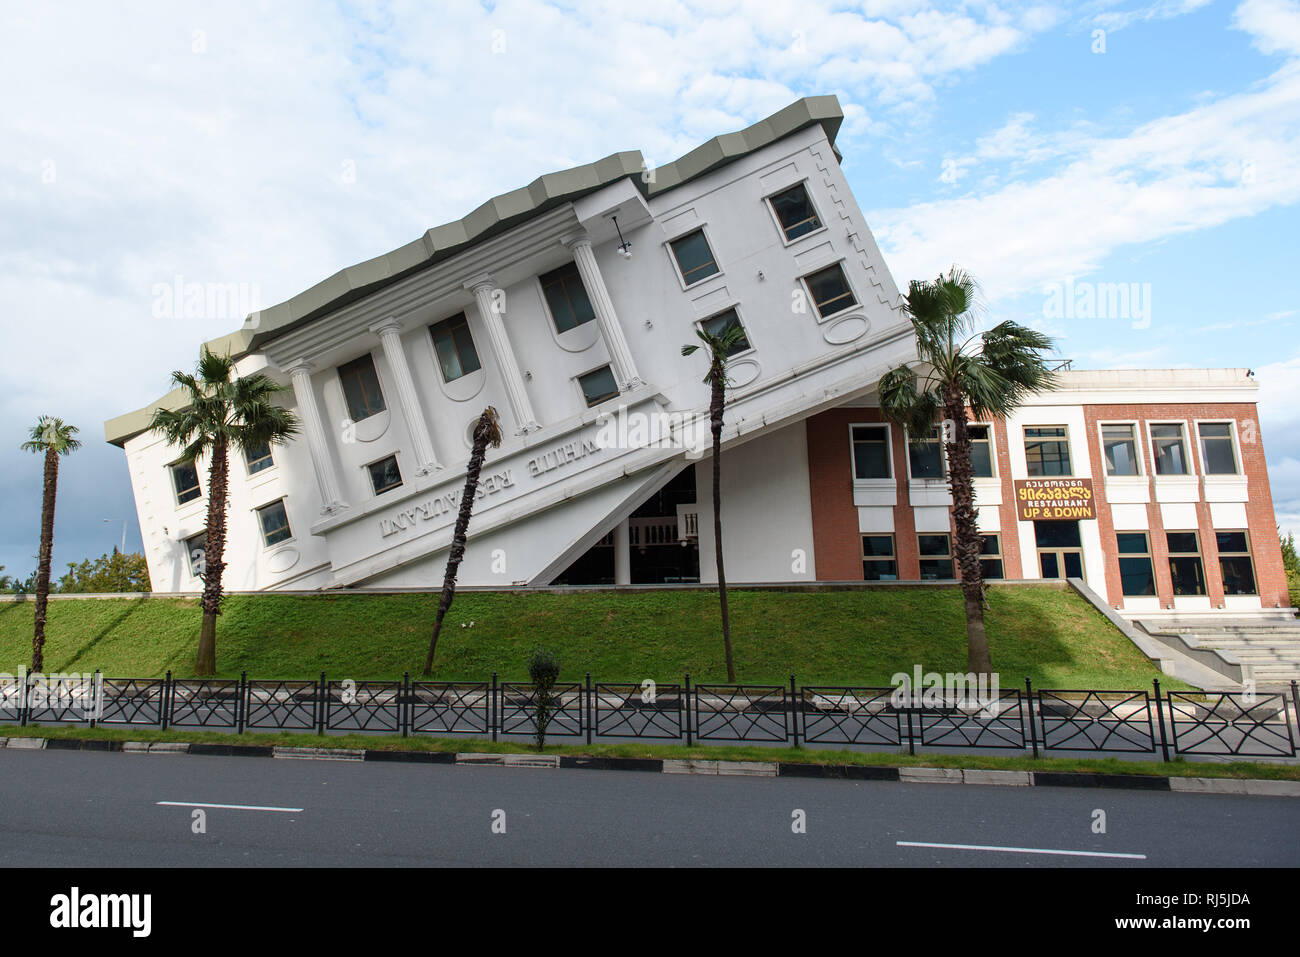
[272,746,364,761]
[364,749,456,764]
[1032,771,1171,790]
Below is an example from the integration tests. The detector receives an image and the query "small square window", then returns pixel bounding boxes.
[862,534,898,580]
[979,534,1003,580]
[172,461,202,505]
[803,263,858,319]
[768,183,823,241]
[338,354,386,422]
[669,230,720,286]
[431,313,481,382]
[578,366,619,407]
[257,499,292,547]
[1024,426,1072,477]
[700,308,750,357]
[1198,422,1238,475]
[367,455,403,495]
[540,263,596,333]
[918,534,954,580]
[908,427,944,480]
[186,532,207,579]
[244,441,274,475]
[1150,424,1189,476]
[851,425,891,480]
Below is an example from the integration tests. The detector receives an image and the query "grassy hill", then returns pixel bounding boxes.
[0,584,1183,689]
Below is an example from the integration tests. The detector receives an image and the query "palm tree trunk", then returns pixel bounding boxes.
[195,440,229,676]
[709,372,735,682]
[423,432,491,676]
[942,387,992,676]
[31,447,59,673]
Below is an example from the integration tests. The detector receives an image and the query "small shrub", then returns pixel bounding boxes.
[528,648,561,751]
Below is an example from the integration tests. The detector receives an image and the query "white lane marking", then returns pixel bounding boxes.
[156,801,302,813]
[898,841,1145,860]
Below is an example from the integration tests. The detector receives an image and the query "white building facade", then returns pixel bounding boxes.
[107,97,1288,618]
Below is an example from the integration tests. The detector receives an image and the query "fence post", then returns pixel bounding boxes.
[1290,680,1299,756]
[905,702,915,756]
[585,672,593,745]
[491,672,498,743]
[161,670,171,731]
[401,672,410,738]
[235,671,246,734]
[1153,678,1171,762]
[89,670,100,729]
[1025,677,1038,759]
[789,675,799,748]
[684,673,693,747]
[316,672,327,736]
[19,669,29,727]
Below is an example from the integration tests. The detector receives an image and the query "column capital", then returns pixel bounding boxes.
[286,358,314,377]
[561,230,593,250]
[462,273,497,293]
[368,316,405,337]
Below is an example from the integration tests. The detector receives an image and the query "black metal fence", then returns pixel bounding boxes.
[2,670,1297,760]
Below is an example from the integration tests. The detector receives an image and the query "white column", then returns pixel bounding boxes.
[614,519,631,585]
[565,234,643,388]
[371,317,440,474]
[466,276,539,433]
[287,361,346,514]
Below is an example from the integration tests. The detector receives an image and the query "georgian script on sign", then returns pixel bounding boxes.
[1014,478,1096,520]
[378,469,515,537]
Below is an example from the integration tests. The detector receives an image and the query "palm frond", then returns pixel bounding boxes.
[20,416,82,455]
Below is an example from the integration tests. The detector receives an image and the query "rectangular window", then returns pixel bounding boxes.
[367,455,403,495]
[969,424,994,478]
[172,461,202,505]
[578,366,619,407]
[1216,530,1257,595]
[1167,531,1206,596]
[700,308,751,357]
[1198,422,1239,475]
[918,534,954,580]
[851,425,891,480]
[1116,531,1155,596]
[338,354,386,422]
[186,532,206,579]
[430,313,481,382]
[1150,423,1189,476]
[257,499,292,547]
[979,534,1004,580]
[669,229,720,286]
[908,427,944,479]
[803,263,858,319]
[244,441,273,475]
[1102,424,1140,476]
[768,183,822,241]
[1024,426,1072,476]
[862,534,898,581]
[540,262,596,333]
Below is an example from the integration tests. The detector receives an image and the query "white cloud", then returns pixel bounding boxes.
[1234,0,1300,56]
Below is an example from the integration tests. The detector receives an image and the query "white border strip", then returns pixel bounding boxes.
[898,840,1145,859]
[156,801,302,813]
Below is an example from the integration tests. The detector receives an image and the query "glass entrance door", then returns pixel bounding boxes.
[1035,521,1084,580]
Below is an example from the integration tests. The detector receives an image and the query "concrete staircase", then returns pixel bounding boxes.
[1135,616,1300,692]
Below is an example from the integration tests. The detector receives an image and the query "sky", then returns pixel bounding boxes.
[2,0,1299,581]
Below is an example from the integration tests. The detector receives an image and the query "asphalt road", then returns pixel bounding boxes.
[1,749,1297,867]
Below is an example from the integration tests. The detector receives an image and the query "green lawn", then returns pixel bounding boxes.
[0,584,1186,689]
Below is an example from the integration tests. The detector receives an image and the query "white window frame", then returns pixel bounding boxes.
[364,451,405,497]
[762,178,828,246]
[1097,420,1145,478]
[254,497,295,551]
[574,362,620,409]
[848,422,894,485]
[170,459,203,508]
[969,420,997,480]
[799,258,860,323]
[663,222,724,291]
[905,424,947,482]
[1147,420,1194,477]
[1023,423,1074,478]
[1194,419,1241,476]
[242,441,276,479]
[694,304,756,361]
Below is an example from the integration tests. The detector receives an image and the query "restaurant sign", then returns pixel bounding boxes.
[1013,478,1096,521]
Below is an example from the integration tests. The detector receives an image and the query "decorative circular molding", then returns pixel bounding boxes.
[727,358,761,389]
[551,318,600,353]
[266,547,300,574]
[440,367,486,403]
[353,409,390,443]
[464,417,480,449]
[823,313,870,345]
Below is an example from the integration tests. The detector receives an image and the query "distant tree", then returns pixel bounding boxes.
[682,322,749,683]
[1280,528,1300,612]
[423,407,503,676]
[880,268,1056,676]
[57,550,151,593]
[21,417,82,672]
[150,348,298,675]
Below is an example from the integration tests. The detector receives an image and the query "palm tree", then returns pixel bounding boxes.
[150,348,298,676]
[682,322,748,682]
[880,268,1056,676]
[21,417,82,672]
[423,406,503,676]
